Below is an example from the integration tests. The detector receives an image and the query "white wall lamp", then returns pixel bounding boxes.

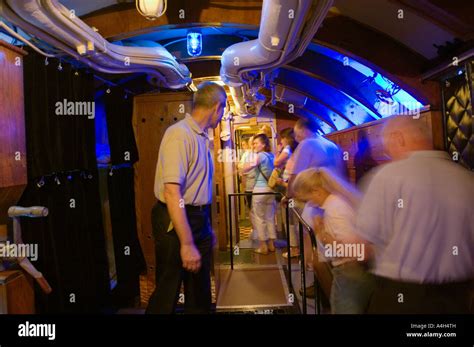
[136,0,167,20]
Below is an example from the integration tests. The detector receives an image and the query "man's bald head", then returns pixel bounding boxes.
[382,115,433,161]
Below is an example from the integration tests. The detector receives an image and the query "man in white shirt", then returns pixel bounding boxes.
[356,115,474,313]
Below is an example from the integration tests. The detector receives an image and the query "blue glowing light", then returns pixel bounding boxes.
[187,32,202,57]
[308,44,424,118]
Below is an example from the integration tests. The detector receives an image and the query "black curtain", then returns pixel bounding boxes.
[101,87,145,306]
[23,53,96,177]
[107,167,146,306]
[19,51,110,313]
[19,174,111,313]
[103,86,139,165]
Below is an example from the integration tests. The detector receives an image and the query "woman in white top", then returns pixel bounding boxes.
[292,167,375,314]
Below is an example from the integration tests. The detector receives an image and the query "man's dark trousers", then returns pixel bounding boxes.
[146,201,212,314]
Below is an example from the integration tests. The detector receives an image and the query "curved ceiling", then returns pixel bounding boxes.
[333,0,456,59]
[60,0,473,59]
[116,26,425,133]
[51,0,470,133]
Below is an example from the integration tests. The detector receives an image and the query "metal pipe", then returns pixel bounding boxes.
[285,203,293,290]
[290,204,321,314]
[1,0,191,88]
[228,194,234,270]
[298,221,307,314]
[0,2,168,81]
[220,0,334,86]
[0,21,57,57]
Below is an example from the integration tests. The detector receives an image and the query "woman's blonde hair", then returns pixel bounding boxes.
[292,167,361,208]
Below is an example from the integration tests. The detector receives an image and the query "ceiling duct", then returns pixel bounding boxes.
[220,0,333,117]
[0,0,191,89]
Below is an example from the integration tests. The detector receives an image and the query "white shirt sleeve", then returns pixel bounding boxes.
[355,170,387,245]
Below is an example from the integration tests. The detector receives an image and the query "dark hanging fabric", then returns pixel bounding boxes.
[19,50,111,313]
[99,85,144,306]
[19,173,111,313]
[103,87,139,165]
[107,166,146,306]
[23,53,97,178]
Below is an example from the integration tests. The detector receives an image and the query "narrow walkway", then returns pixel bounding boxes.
[216,265,291,310]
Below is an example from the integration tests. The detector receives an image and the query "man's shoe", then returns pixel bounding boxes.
[299,284,315,299]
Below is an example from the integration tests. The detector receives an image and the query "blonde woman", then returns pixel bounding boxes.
[292,167,374,314]
[242,133,276,254]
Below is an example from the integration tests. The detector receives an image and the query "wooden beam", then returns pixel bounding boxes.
[82,1,262,40]
[389,0,474,38]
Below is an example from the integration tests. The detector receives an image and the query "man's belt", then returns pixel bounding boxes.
[158,200,210,211]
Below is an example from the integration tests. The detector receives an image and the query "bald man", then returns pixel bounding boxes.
[356,116,474,314]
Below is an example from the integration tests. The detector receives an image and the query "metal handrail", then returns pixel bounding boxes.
[227,192,284,270]
[226,192,322,314]
[288,202,322,314]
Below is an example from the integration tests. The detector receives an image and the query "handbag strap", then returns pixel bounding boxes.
[257,152,271,182]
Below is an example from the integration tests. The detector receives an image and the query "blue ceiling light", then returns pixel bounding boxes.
[187,31,202,57]
[308,43,425,117]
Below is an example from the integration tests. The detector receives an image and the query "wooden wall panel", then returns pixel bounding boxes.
[325,111,440,183]
[0,270,35,314]
[0,41,27,188]
[132,92,192,288]
[275,116,298,137]
[0,41,27,224]
[211,123,227,251]
[133,92,232,303]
